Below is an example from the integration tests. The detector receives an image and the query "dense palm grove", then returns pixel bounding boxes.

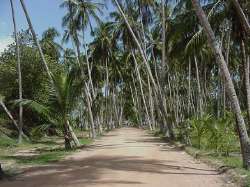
[0,0,249,176]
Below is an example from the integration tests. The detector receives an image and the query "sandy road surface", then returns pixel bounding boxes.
[1,128,233,187]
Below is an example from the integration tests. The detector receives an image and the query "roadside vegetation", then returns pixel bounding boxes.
[0,0,250,183]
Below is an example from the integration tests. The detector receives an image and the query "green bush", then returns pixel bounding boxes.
[188,112,239,155]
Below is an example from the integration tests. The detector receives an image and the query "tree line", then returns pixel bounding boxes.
[0,0,249,176]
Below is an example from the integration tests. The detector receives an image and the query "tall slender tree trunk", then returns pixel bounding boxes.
[241,40,250,125]
[19,0,53,81]
[0,99,19,131]
[194,56,203,117]
[188,58,191,116]
[192,0,250,169]
[161,0,167,85]
[147,74,155,130]
[83,39,94,97]
[231,0,250,36]
[113,0,157,89]
[132,52,152,130]
[67,120,80,146]
[20,0,81,147]
[10,0,23,143]
[85,84,96,138]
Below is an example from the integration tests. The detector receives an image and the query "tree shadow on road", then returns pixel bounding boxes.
[1,154,220,187]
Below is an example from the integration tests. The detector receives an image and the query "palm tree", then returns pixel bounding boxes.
[10,0,24,143]
[19,0,80,147]
[191,0,250,169]
[21,68,81,149]
[41,27,62,61]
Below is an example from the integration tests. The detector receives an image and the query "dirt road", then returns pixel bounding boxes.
[1,128,233,187]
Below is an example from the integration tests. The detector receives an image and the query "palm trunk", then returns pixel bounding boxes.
[147,74,155,130]
[67,120,80,147]
[161,0,167,85]
[0,100,19,131]
[188,58,191,116]
[85,84,96,139]
[192,0,250,169]
[63,121,73,150]
[231,0,250,36]
[113,0,157,89]
[19,0,52,81]
[83,40,94,97]
[0,99,29,140]
[194,56,203,117]
[132,52,152,130]
[10,0,23,143]
[241,40,250,125]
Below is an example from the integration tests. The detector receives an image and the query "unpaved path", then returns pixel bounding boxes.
[1,128,233,187]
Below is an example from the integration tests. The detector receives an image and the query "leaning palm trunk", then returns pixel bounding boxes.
[10,0,23,143]
[113,0,157,89]
[241,40,250,125]
[147,74,155,130]
[194,56,203,117]
[67,120,80,146]
[85,84,96,138]
[0,98,28,140]
[192,0,250,169]
[231,0,250,36]
[161,0,167,86]
[19,0,52,81]
[20,0,80,147]
[188,58,191,116]
[132,52,152,130]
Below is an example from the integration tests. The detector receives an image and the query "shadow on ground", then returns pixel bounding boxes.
[1,130,220,187]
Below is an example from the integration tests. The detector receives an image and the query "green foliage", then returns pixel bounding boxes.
[188,113,239,155]
[0,136,16,148]
[79,137,93,145]
[2,150,71,165]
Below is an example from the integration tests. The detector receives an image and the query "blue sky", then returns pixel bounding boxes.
[0,0,114,52]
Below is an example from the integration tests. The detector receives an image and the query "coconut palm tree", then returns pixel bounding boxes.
[191,0,250,169]
[20,68,81,149]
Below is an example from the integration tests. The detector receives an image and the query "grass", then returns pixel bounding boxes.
[79,137,93,145]
[185,146,250,187]
[0,134,93,176]
[1,150,72,165]
[149,129,249,186]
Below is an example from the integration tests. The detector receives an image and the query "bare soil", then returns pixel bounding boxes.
[1,128,235,187]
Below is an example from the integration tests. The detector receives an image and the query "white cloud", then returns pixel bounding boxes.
[0,37,14,53]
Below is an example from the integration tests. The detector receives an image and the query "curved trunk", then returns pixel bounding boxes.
[231,0,250,36]
[192,0,250,169]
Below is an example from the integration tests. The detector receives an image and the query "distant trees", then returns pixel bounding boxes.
[1,0,250,171]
